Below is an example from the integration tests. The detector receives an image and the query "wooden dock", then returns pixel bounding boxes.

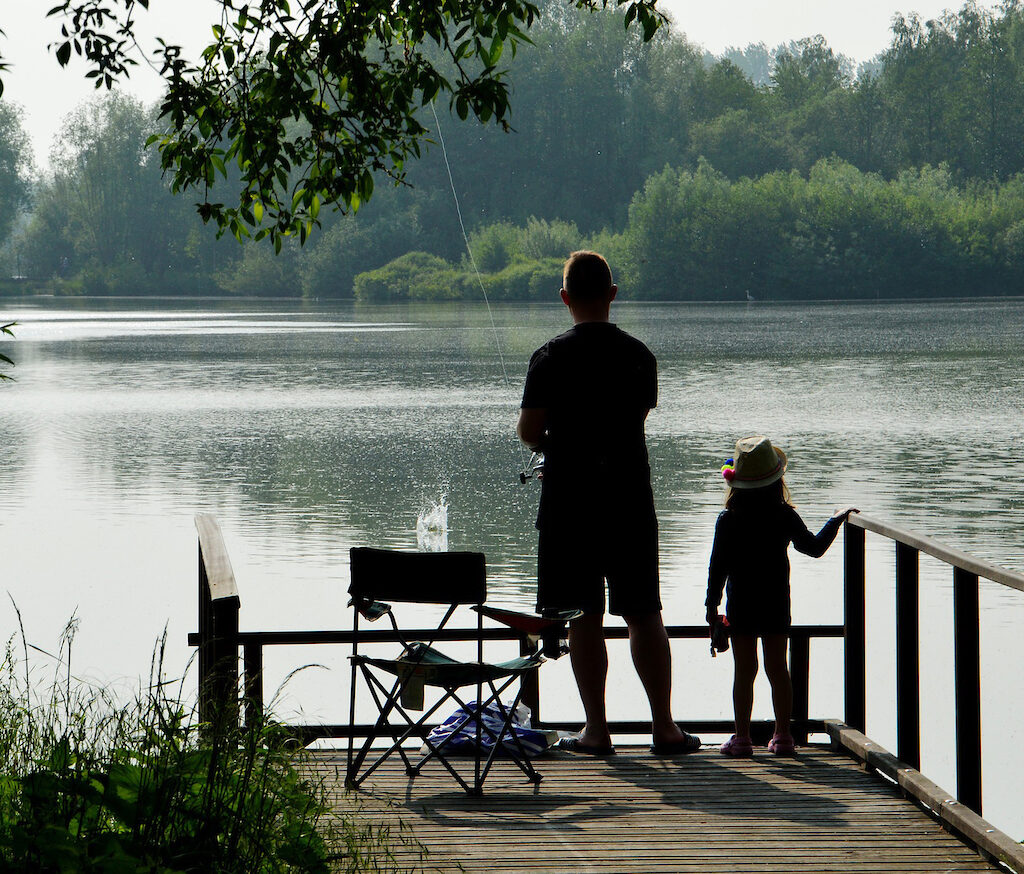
[308,735,1019,873]
[190,513,1024,872]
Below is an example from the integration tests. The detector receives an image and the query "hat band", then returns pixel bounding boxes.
[733,459,783,483]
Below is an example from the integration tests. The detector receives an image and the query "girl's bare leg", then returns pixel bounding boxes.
[761,633,792,736]
[730,634,758,738]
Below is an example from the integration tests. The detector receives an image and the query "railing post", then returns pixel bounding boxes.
[844,522,866,732]
[790,632,810,745]
[244,642,264,730]
[953,567,982,814]
[520,634,541,726]
[895,542,920,769]
[209,596,240,731]
[198,542,213,724]
[195,515,241,732]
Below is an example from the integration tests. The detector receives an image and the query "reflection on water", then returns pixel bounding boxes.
[1,296,1024,834]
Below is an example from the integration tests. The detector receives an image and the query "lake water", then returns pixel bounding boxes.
[2,296,1023,836]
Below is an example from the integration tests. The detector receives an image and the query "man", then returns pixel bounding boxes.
[517,251,699,756]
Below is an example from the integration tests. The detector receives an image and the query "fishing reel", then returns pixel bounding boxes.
[519,452,545,484]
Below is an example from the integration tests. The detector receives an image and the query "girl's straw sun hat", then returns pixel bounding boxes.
[722,435,787,489]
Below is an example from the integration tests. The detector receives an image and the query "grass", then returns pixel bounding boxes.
[0,612,433,873]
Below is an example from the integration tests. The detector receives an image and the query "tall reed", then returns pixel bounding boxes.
[0,614,431,873]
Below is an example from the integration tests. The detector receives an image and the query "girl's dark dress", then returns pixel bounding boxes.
[705,503,842,635]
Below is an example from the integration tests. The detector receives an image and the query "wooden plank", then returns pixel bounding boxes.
[194,513,239,601]
[826,721,1024,873]
[308,744,1011,873]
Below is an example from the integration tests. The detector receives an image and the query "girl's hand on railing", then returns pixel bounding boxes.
[832,507,860,522]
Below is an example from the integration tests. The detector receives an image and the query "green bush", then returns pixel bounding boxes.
[0,622,427,873]
[353,252,459,301]
[466,222,521,273]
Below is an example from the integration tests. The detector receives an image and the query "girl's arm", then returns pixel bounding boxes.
[790,506,859,558]
[705,512,731,622]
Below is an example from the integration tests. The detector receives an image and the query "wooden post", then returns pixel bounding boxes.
[198,542,213,724]
[844,522,866,733]
[953,567,982,814]
[790,633,810,745]
[195,514,241,731]
[244,642,264,730]
[519,634,541,726]
[895,542,920,770]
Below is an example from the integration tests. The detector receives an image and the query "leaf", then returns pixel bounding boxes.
[55,41,72,66]
[489,36,504,66]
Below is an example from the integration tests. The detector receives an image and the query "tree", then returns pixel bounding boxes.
[0,102,32,245]
[18,92,233,292]
[28,0,666,249]
[770,35,851,110]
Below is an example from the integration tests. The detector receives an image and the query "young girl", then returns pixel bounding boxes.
[705,436,857,757]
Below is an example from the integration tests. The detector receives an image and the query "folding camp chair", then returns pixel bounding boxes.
[345,547,576,795]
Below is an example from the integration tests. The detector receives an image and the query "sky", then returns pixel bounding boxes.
[1,0,994,170]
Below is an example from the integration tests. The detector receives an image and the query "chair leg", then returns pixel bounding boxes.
[348,666,418,786]
[476,679,542,787]
[351,666,477,793]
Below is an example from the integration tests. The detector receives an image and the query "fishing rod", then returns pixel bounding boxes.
[429,100,538,486]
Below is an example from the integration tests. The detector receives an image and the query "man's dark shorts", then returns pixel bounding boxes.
[536,519,661,617]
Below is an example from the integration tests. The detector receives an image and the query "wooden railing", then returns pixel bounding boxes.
[191,511,1024,815]
[844,512,1024,816]
[189,513,841,745]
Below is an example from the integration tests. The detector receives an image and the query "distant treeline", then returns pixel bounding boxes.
[4,0,1024,300]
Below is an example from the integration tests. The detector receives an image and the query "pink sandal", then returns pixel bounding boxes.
[720,735,753,757]
[768,733,796,755]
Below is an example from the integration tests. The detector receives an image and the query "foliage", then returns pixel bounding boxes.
[354,251,462,301]
[620,157,1023,300]
[11,3,1024,299]
[0,103,33,245]
[17,92,240,292]
[466,217,581,272]
[0,322,14,381]
[0,623,426,873]
[38,0,666,248]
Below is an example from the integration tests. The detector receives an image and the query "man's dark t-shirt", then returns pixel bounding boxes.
[521,321,657,532]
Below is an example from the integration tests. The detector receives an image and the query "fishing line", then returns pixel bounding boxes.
[429,100,533,478]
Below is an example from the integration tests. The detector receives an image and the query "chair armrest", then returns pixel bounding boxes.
[348,597,392,621]
[473,606,582,660]
[473,605,581,634]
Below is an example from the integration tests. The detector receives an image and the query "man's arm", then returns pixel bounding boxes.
[516,407,547,451]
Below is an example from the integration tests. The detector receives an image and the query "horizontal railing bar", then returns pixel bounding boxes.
[187,624,845,647]
[850,513,1024,593]
[274,719,831,741]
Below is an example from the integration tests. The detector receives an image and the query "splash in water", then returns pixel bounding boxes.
[416,495,449,552]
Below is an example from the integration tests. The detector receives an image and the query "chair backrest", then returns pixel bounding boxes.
[349,547,486,605]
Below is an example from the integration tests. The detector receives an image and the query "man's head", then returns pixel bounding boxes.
[560,251,617,322]
[562,251,613,302]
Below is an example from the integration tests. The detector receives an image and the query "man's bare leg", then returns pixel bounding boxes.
[624,611,690,746]
[568,613,613,750]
